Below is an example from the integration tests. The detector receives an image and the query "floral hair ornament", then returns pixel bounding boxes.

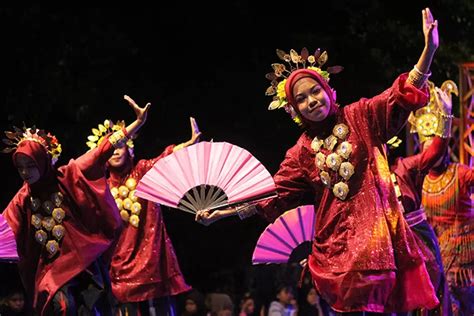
[408,80,458,143]
[86,120,134,156]
[265,48,343,125]
[2,125,62,165]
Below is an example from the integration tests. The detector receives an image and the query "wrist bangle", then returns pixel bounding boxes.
[236,205,257,220]
[435,115,452,139]
[109,130,128,148]
[413,65,432,77]
[173,143,186,152]
[407,65,432,88]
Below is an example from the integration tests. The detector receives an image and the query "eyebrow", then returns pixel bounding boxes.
[295,83,320,98]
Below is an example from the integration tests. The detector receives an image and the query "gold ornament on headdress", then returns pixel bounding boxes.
[2,126,62,164]
[408,80,458,143]
[265,48,343,125]
[386,136,403,149]
[86,119,134,151]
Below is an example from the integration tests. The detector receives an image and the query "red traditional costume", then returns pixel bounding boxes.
[253,52,439,313]
[390,135,452,315]
[2,128,123,315]
[86,120,191,312]
[107,146,191,302]
[423,163,474,314]
[408,79,474,315]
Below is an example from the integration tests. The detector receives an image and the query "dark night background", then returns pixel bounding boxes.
[0,0,473,305]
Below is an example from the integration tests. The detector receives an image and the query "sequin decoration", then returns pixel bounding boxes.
[112,177,143,228]
[311,137,323,152]
[311,123,353,200]
[30,191,65,258]
[333,182,349,200]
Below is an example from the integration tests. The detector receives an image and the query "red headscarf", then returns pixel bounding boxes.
[12,140,56,193]
[284,69,340,135]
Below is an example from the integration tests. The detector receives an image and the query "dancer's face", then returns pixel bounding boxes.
[108,146,129,168]
[15,153,41,184]
[292,77,331,122]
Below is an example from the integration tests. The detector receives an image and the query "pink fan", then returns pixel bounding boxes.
[252,205,315,264]
[135,142,276,213]
[0,214,19,262]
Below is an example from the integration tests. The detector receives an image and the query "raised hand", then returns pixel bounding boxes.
[124,95,150,126]
[434,87,452,115]
[189,117,202,145]
[173,117,202,152]
[422,8,438,51]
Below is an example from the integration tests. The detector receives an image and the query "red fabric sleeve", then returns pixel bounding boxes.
[401,137,448,174]
[256,142,312,222]
[364,73,429,143]
[134,145,175,178]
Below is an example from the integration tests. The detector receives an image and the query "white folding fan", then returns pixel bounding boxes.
[0,214,19,262]
[135,142,277,213]
[252,205,315,264]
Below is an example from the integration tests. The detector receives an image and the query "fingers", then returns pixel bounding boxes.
[124,95,138,107]
[143,103,151,112]
[190,117,200,134]
[426,8,433,23]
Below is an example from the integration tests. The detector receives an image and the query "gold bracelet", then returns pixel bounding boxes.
[173,143,186,152]
[236,205,257,220]
[109,130,128,148]
[435,113,453,139]
[407,65,431,88]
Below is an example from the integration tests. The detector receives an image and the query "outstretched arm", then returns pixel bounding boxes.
[78,95,151,169]
[123,95,150,139]
[408,8,439,87]
[173,117,202,152]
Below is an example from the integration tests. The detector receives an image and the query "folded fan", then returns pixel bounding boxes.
[0,213,19,262]
[135,142,276,213]
[252,205,315,264]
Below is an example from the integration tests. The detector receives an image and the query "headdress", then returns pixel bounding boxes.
[265,48,343,125]
[86,119,134,155]
[386,136,403,150]
[408,80,458,143]
[2,126,62,165]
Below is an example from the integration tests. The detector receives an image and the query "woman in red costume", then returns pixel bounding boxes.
[86,98,200,316]
[197,8,440,314]
[388,84,454,315]
[416,85,474,315]
[1,95,149,315]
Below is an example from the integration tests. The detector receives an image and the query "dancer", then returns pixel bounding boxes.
[388,82,454,315]
[86,99,200,315]
[415,83,474,315]
[197,8,440,314]
[1,95,149,315]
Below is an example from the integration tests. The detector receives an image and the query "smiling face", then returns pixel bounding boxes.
[292,77,332,122]
[15,153,41,184]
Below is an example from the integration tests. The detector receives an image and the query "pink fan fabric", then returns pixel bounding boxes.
[252,205,315,264]
[136,142,276,210]
[0,213,19,262]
